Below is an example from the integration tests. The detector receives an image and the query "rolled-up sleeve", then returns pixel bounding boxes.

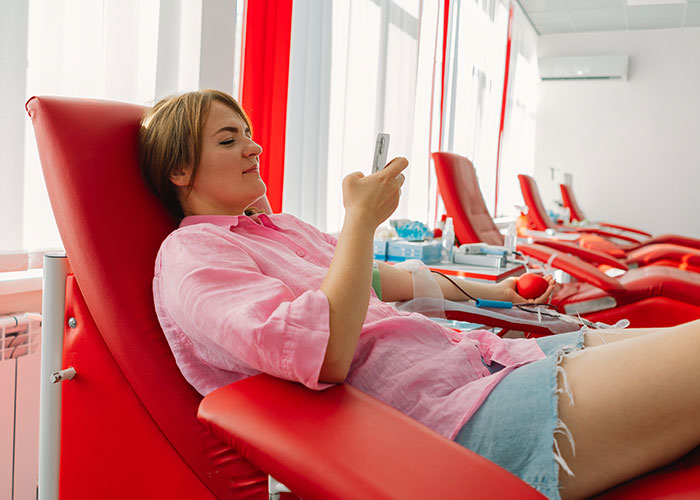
[159,229,331,390]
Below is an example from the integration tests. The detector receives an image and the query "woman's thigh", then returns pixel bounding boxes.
[556,320,700,499]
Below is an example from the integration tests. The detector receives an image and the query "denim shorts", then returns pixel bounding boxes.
[453,330,586,500]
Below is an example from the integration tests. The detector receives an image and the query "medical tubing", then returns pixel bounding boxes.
[430,270,478,301]
[475,299,513,308]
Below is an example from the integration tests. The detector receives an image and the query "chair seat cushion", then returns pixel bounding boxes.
[617,265,700,305]
[577,234,627,259]
[626,243,700,268]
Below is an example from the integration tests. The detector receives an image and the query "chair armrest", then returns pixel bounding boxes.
[597,222,652,238]
[568,227,642,245]
[198,374,544,500]
[626,244,700,269]
[532,239,628,271]
[517,243,625,296]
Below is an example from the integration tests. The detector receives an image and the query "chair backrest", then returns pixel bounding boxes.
[27,96,267,498]
[517,174,556,230]
[432,152,504,246]
[559,183,586,222]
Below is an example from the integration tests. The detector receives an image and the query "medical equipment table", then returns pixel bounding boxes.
[429,262,526,283]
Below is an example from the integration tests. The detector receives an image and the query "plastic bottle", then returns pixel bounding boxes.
[441,217,455,264]
[433,214,447,239]
[504,220,517,253]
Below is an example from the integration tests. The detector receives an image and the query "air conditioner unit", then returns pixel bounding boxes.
[539,55,629,81]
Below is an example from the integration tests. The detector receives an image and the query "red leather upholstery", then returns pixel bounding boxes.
[199,375,543,500]
[576,234,628,260]
[561,182,651,237]
[27,98,543,499]
[28,96,267,498]
[431,152,700,327]
[60,276,225,498]
[626,244,700,271]
[532,238,628,270]
[518,174,556,230]
[559,182,585,223]
[592,448,700,499]
[517,244,700,326]
[30,97,699,499]
[519,175,641,244]
[432,152,504,245]
[520,174,700,265]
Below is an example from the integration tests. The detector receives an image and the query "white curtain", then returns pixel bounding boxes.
[6,0,242,252]
[285,0,442,233]
[283,0,333,228]
[495,3,539,217]
[441,0,509,217]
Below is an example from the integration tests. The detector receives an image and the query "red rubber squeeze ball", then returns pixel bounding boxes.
[516,273,549,299]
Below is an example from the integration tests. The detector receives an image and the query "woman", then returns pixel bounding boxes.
[140,89,700,500]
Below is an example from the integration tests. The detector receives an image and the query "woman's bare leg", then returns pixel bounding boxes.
[555,319,700,499]
[583,326,670,347]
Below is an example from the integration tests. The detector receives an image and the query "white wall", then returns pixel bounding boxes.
[534,28,700,238]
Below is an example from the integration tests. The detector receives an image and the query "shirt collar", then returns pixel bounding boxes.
[179,213,280,230]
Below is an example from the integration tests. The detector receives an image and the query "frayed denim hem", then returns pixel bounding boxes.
[454,329,586,500]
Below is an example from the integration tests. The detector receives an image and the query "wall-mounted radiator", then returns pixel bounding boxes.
[1,314,41,500]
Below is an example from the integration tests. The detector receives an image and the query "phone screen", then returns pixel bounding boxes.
[372,133,390,174]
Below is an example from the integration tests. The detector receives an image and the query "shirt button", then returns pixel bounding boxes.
[296,250,305,257]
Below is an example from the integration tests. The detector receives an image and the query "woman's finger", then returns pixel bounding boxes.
[381,157,409,178]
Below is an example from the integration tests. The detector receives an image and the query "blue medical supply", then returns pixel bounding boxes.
[394,220,433,241]
[386,240,442,264]
[373,239,389,261]
[475,299,513,309]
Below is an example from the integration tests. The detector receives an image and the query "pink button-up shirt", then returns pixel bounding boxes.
[154,213,545,439]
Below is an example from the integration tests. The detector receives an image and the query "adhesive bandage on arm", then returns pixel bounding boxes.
[394,259,445,318]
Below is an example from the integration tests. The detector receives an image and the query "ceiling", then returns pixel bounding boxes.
[517,0,700,35]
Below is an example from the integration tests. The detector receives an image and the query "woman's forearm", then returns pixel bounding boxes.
[376,262,508,303]
[436,273,509,302]
[319,214,375,383]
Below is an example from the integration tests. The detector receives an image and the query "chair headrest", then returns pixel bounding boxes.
[26,96,258,496]
[518,174,555,230]
[432,152,503,246]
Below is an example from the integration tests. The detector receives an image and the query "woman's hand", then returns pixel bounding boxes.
[318,157,408,384]
[342,157,408,228]
[500,274,556,304]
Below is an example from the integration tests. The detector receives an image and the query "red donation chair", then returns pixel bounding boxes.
[28,96,546,499]
[518,174,700,273]
[432,152,700,328]
[28,97,699,499]
[560,182,700,272]
[559,182,652,237]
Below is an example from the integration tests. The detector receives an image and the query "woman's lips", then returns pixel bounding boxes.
[243,166,259,174]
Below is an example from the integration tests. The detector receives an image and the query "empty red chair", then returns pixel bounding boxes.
[433,152,700,328]
[559,182,651,237]
[519,174,700,273]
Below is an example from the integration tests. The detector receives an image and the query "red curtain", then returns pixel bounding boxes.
[494,3,514,217]
[240,0,293,213]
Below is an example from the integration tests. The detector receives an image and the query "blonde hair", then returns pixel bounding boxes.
[139,89,254,221]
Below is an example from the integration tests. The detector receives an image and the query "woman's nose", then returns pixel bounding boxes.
[245,140,263,157]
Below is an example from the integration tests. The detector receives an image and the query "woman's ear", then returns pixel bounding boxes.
[169,165,192,187]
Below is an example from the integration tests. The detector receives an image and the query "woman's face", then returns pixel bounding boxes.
[171,100,265,216]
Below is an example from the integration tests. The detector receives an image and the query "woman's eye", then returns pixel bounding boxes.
[219,139,234,145]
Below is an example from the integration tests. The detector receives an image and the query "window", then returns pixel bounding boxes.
[496,3,539,217]
[441,0,510,217]
[1,0,243,252]
[285,0,443,233]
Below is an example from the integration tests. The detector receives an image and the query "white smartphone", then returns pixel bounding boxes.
[372,133,390,174]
